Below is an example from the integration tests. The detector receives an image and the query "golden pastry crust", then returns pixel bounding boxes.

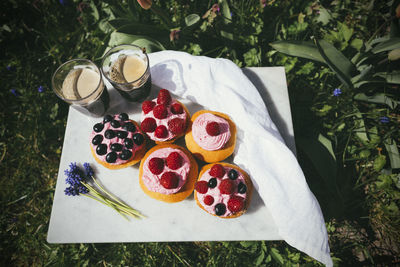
[90,120,147,170]
[195,163,253,218]
[154,100,191,144]
[139,144,198,203]
[185,110,236,163]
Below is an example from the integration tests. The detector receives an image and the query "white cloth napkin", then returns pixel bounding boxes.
[148,50,332,266]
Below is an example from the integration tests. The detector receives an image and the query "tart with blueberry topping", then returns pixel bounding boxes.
[141,89,190,144]
[185,110,236,163]
[194,163,253,218]
[139,144,198,203]
[90,113,147,169]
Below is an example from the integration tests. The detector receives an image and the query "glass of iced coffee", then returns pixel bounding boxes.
[52,59,109,117]
[101,44,151,102]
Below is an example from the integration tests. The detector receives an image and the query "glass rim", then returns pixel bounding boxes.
[52,58,104,103]
[100,44,150,87]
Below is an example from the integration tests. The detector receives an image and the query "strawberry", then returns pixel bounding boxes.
[209,164,225,178]
[142,100,156,114]
[203,195,214,206]
[218,179,234,194]
[148,157,164,175]
[227,196,244,213]
[206,121,220,136]
[153,104,168,119]
[157,89,171,105]
[195,181,208,194]
[141,118,157,132]
[168,118,186,135]
[154,125,168,138]
[171,103,183,114]
[166,152,182,170]
[160,171,179,189]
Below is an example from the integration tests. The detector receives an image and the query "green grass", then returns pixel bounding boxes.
[1,0,399,266]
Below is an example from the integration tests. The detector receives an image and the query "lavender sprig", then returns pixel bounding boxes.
[64,162,144,220]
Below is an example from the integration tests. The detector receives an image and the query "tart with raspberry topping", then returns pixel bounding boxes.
[90,113,147,169]
[194,163,253,218]
[185,110,236,163]
[139,144,198,203]
[141,89,190,144]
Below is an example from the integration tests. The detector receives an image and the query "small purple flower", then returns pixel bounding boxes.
[38,86,45,93]
[10,89,20,96]
[333,88,342,96]
[379,116,390,123]
[64,162,88,196]
[83,162,94,177]
[59,0,67,5]
[64,186,79,196]
[6,65,15,71]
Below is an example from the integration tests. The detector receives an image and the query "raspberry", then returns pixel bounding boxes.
[203,195,214,206]
[148,157,164,175]
[153,104,168,119]
[171,103,183,114]
[154,125,168,138]
[168,118,186,135]
[166,152,182,170]
[227,196,244,213]
[142,100,156,114]
[206,121,220,136]
[209,164,225,178]
[219,179,234,194]
[157,89,171,105]
[141,118,157,132]
[160,172,179,189]
[195,181,208,194]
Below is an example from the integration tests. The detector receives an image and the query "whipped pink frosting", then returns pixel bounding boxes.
[142,147,190,194]
[141,99,187,142]
[196,166,247,217]
[192,113,231,151]
[90,116,144,165]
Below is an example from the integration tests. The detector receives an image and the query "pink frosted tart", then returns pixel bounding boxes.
[139,144,198,203]
[194,163,253,218]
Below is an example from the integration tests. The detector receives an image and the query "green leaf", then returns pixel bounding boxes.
[89,1,99,21]
[270,248,284,265]
[107,32,165,53]
[314,38,357,88]
[354,108,369,145]
[371,37,400,53]
[374,155,386,172]
[219,0,232,24]
[240,241,255,248]
[350,38,363,50]
[388,48,400,61]
[315,6,332,25]
[255,250,265,266]
[185,14,200,27]
[384,139,400,169]
[338,22,353,42]
[270,41,325,63]
[374,71,400,84]
[354,93,399,109]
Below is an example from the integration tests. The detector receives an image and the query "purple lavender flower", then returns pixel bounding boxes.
[10,89,20,96]
[83,162,94,177]
[64,186,79,196]
[64,162,88,196]
[333,88,342,96]
[379,116,390,123]
[38,86,45,93]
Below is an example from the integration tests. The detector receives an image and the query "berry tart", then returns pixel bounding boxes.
[139,144,198,203]
[194,163,253,218]
[90,113,147,169]
[141,89,190,144]
[185,110,236,163]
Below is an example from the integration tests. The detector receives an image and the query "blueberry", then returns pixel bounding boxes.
[120,149,132,160]
[111,120,121,128]
[106,152,117,163]
[92,134,103,145]
[215,203,226,216]
[238,182,247,194]
[123,122,136,132]
[119,113,129,121]
[110,143,123,152]
[124,138,133,149]
[104,129,115,139]
[228,169,238,180]
[133,133,144,145]
[103,114,113,123]
[96,144,107,155]
[208,178,217,188]
[93,123,104,133]
[116,130,128,139]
